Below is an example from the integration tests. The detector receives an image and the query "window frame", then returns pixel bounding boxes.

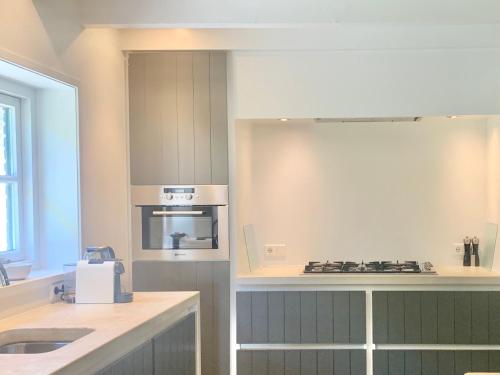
[0,93,24,262]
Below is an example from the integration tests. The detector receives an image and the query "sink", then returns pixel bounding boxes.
[0,328,94,354]
[0,341,70,354]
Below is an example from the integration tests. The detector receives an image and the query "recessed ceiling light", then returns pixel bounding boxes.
[279,118,289,122]
[447,115,458,119]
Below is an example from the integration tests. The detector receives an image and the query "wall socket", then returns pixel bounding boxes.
[264,244,287,261]
[49,281,64,303]
[453,243,463,254]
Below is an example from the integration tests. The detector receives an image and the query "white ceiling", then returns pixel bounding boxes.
[78,0,500,27]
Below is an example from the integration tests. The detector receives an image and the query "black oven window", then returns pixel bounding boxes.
[141,206,218,250]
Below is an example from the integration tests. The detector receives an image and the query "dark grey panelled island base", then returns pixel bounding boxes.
[237,291,366,374]
[237,291,366,344]
[237,289,500,375]
[238,350,366,375]
[96,313,196,375]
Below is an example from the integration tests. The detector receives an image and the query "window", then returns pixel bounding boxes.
[0,93,22,260]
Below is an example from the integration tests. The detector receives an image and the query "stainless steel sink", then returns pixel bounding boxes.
[0,328,94,354]
[0,341,71,354]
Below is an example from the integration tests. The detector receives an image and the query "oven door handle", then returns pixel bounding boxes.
[152,210,204,216]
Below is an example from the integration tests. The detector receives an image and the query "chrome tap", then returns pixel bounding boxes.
[0,262,10,286]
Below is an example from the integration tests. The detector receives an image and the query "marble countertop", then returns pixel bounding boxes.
[237,265,500,288]
[0,292,199,375]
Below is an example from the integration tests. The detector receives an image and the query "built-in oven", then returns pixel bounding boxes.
[131,185,229,261]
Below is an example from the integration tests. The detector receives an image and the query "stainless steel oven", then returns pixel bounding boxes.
[132,185,229,261]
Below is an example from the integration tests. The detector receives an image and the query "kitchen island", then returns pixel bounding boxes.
[236,266,500,375]
[0,292,200,375]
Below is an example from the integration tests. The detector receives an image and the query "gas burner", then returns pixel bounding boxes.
[303,260,436,274]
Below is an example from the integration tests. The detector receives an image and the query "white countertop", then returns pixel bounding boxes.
[237,265,500,288]
[0,292,199,375]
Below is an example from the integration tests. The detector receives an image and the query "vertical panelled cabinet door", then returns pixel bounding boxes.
[128,51,228,185]
[95,313,196,375]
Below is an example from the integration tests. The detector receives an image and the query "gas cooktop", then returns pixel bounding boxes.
[303,261,436,274]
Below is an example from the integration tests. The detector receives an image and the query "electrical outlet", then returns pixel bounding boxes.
[264,244,287,261]
[453,243,463,254]
[49,281,64,303]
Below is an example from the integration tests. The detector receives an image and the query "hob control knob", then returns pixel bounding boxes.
[185,193,193,200]
[165,193,174,200]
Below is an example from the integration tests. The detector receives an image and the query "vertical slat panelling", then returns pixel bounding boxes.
[317,292,334,343]
[349,292,366,343]
[300,351,317,375]
[157,53,179,184]
[388,292,405,344]
[284,351,300,375]
[268,292,285,343]
[252,292,269,343]
[421,292,438,344]
[300,292,317,343]
[490,351,500,371]
[237,351,252,375]
[192,51,212,184]
[269,351,285,375]
[405,351,421,375]
[404,292,421,344]
[130,53,178,185]
[333,292,350,343]
[128,54,147,185]
[454,292,471,344]
[471,292,489,344]
[212,262,230,375]
[152,314,196,375]
[454,350,471,375]
[334,350,351,375]
[252,351,268,375]
[421,351,438,375]
[196,263,214,375]
[285,292,301,343]
[437,292,455,344]
[373,292,388,344]
[237,294,252,343]
[350,350,366,375]
[489,292,500,344]
[472,351,489,372]
[388,351,404,375]
[176,52,195,184]
[209,51,228,184]
[373,351,389,375]
[317,351,334,375]
[438,351,455,375]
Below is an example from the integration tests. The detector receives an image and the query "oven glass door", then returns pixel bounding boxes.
[141,206,218,250]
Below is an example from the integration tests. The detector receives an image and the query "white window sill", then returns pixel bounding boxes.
[6,269,67,287]
[0,269,68,319]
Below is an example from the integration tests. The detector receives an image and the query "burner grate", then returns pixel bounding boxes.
[303,261,431,274]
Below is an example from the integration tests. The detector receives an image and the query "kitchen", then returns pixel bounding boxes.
[1,1,500,375]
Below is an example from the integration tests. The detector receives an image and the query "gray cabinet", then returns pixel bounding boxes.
[236,291,366,344]
[154,313,196,374]
[237,350,366,375]
[95,340,154,375]
[128,51,228,185]
[373,291,500,344]
[373,350,500,375]
[133,261,229,375]
[95,313,196,375]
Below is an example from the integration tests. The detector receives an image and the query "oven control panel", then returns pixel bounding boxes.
[160,187,196,203]
[132,185,228,206]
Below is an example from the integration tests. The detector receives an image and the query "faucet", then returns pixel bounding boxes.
[0,262,10,286]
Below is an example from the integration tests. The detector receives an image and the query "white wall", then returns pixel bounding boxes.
[487,117,500,269]
[36,89,79,269]
[0,0,129,284]
[236,118,488,268]
[230,50,500,119]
